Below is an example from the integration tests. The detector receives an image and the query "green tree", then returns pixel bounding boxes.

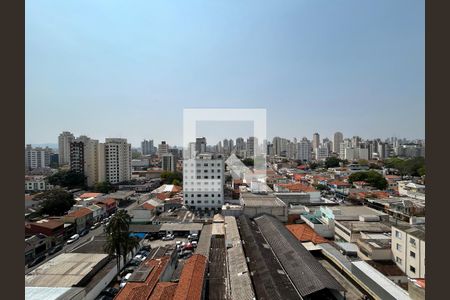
[47,170,86,189]
[160,171,182,184]
[103,210,140,279]
[348,171,388,190]
[172,179,181,186]
[358,159,369,166]
[36,189,76,216]
[325,157,341,168]
[242,158,254,167]
[94,181,114,194]
[314,184,329,191]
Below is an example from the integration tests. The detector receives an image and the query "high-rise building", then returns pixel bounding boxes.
[272,136,288,157]
[69,140,85,175]
[70,136,100,186]
[98,138,131,184]
[158,141,169,156]
[246,137,258,157]
[333,132,343,153]
[25,145,53,170]
[141,139,155,155]
[323,138,333,154]
[312,133,320,150]
[296,138,312,162]
[58,131,75,166]
[161,153,177,172]
[183,153,224,211]
[339,139,352,159]
[315,145,329,161]
[195,137,207,155]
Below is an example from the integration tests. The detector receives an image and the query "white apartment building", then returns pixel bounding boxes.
[312,133,320,150]
[98,138,132,184]
[25,176,53,191]
[58,131,75,166]
[25,145,53,170]
[296,137,312,162]
[392,224,425,278]
[183,153,224,211]
[315,145,329,161]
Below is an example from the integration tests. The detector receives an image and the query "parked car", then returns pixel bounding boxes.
[127,259,141,267]
[48,244,63,255]
[90,222,101,230]
[162,234,174,241]
[79,229,89,237]
[67,234,80,244]
[28,255,46,268]
[192,241,198,248]
[119,273,133,288]
[100,287,119,297]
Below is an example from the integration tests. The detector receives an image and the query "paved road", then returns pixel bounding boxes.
[25,201,141,275]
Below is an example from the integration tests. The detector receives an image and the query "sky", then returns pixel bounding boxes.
[26,0,424,147]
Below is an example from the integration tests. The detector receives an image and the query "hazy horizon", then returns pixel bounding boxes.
[26,0,424,147]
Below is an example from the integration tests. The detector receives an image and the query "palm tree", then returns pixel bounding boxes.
[103,210,140,279]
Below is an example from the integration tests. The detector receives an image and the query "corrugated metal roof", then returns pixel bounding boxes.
[224,217,255,300]
[195,224,212,258]
[254,214,344,297]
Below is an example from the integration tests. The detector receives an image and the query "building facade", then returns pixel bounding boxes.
[58,131,75,166]
[98,138,132,184]
[183,153,224,210]
[25,145,53,170]
[392,225,425,279]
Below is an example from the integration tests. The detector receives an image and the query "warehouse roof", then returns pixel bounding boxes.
[25,253,108,287]
[159,223,203,232]
[254,214,344,297]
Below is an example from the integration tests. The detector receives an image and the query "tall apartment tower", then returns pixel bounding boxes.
[161,153,177,172]
[98,138,131,184]
[141,139,155,155]
[158,141,169,156]
[58,131,75,166]
[25,145,53,170]
[312,133,320,150]
[333,132,343,153]
[70,136,100,187]
[246,136,258,157]
[183,153,224,211]
[296,138,312,162]
[195,137,207,155]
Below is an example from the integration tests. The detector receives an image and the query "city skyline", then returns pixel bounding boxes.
[26,0,424,145]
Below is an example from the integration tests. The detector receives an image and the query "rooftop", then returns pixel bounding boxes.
[173,254,207,300]
[149,282,178,300]
[65,207,93,219]
[285,224,329,244]
[254,214,344,297]
[159,223,203,232]
[25,253,108,287]
[240,192,286,207]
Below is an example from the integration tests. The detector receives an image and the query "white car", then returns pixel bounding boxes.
[67,234,80,244]
[119,273,132,288]
[162,234,174,241]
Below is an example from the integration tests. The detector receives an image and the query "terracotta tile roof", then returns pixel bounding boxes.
[115,256,170,300]
[97,198,116,206]
[143,203,156,211]
[385,175,401,180]
[276,183,317,193]
[30,218,64,229]
[149,282,178,300]
[329,180,351,187]
[293,174,306,181]
[173,254,207,300]
[66,207,93,218]
[285,224,329,244]
[156,192,171,201]
[79,192,103,199]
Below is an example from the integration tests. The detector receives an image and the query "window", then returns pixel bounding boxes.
[185,194,188,197]
[204,194,209,197]
[395,230,402,239]
[211,163,214,166]
[396,257,402,264]
[410,237,417,248]
[191,194,194,197]
[191,201,194,204]
[410,266,416,273]
[197,194,201,197]
[217,175,221,179]
[204,176,209,179]
[211,176,215,179]
[197,200,202,204]
[217,169,221,173]
[211,194,215,197]
[410,251,416,258]
[211,200,215,204]
[196,176,201,179]
[396,243,402,251]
